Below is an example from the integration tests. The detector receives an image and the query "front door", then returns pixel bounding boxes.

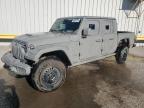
[80,19,102,60]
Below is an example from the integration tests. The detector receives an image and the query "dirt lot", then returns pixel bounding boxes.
[0,46,144,108]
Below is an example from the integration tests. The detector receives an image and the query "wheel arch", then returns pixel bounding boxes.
[119,38,130,47]
[115,38,130,52]
[39,50,72,67]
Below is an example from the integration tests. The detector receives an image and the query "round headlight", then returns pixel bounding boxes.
[29,44,35,50]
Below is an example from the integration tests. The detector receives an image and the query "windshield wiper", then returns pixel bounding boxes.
[50,29,59,32]
[50,29,74,34]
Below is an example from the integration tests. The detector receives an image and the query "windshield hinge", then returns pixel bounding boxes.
[102,39,104,42]
[101,49,103,52]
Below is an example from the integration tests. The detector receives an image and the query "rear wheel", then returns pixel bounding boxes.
[115,46,129,64]
[26,57,66,92]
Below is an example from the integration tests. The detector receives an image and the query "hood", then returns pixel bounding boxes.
[15,32,71,46]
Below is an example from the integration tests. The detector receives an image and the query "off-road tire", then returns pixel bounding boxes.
[26,57,66,92]
[115,46,129,64]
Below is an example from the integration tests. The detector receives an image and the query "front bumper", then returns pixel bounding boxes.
[1,52,31,76]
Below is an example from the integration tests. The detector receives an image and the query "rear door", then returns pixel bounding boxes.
[101,20,117,55]
[80,19,102,60]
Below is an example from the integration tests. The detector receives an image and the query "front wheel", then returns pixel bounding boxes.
[115,46,129,64]
[26,57,66,92]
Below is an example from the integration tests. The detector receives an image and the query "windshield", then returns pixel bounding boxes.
[50,18,82,33]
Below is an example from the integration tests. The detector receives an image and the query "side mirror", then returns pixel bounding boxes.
[82,29,88,38]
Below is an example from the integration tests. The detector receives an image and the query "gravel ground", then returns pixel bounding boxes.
[0,46,144,108]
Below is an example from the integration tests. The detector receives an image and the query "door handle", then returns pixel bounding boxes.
[109,38,114,40]
[95,39,102,42]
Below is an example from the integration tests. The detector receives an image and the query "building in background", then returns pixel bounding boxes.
[0,0,143,39]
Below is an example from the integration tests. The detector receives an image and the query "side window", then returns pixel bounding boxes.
[103,20,111,34]
[87,20,100,35]
[89,24,95,30]
[105,25,109,30]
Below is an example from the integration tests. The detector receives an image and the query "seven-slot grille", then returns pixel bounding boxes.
[12,40,26,60]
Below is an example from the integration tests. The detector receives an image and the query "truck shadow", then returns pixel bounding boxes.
[88,58,144,93]
[0,79,20,108]
[92,59,132,83]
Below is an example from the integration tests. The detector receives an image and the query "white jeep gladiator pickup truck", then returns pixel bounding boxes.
[1,16,135,92]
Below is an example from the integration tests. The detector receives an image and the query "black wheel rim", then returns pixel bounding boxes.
[40,67,61,90]
[121,48,128,61]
